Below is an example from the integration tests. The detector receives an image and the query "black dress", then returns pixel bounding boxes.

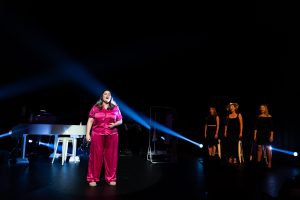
[205,115,218,147]
[225,114,241,158]
[255,116,273,145]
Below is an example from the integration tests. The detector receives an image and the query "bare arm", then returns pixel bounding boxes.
[115,119,123,127]
[269,116,274,142]
[254,129,257,142]
[85,117,94,141]
[238,113,243,139]
[269,131,274,142]
[215,116,220,139]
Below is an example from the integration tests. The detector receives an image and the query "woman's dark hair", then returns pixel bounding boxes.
[95,90,116,110]
[208,106,218,117]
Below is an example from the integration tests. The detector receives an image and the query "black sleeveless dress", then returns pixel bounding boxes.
[205,115,218,147]
[225,114,240,158]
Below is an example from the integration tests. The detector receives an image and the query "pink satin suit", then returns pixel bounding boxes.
[86,104,122,183]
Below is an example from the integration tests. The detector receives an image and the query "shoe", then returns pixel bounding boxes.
[108,181,116,186]
[89,182,97,187]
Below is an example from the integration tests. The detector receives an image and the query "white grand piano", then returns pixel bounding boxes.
[11,123,86,164]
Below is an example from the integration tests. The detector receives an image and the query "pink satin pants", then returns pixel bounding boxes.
[86,134,118,183]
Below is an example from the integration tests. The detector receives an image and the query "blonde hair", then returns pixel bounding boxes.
[259,104,270,116]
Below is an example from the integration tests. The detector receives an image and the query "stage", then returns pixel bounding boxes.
[0,150,299,200]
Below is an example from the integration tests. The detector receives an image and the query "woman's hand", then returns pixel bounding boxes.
[86,134,91,142]
[269,136,274,143]
[108,123,115,129]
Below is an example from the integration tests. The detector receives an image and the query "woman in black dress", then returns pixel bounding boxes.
[204,106,220,157]
[224,103,243,164]
[254,104,274,168]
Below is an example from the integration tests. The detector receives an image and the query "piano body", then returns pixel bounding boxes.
[12,123,86,164]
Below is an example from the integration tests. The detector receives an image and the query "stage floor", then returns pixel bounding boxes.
[0,152,299,200]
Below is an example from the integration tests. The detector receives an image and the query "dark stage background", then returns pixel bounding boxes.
[0,1,299,157]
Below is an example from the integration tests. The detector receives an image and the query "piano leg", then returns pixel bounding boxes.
[16,134,29,164]
[69,137,80,163]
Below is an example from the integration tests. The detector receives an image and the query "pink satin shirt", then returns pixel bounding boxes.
[89,104,122,135]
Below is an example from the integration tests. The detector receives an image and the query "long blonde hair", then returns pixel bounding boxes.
[259,104,271,117]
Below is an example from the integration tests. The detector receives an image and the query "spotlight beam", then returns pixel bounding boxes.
[38,142,62,152]
[64,65,200,147]
[149,120,201,147]
[62,64,150,130]
[0,72,64,100]
[0,131,12,138]
[271,146,297,156]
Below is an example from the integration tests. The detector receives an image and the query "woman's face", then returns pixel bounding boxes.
[229,104,236,112]
[259,105,267,114]
[209,107,215,115]
[102,91,112,103]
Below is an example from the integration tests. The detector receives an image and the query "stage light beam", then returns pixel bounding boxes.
[270,146,297,156]
[150,120,201,147]
[39,142,62,152]
[62,64,201,147]
[0,131,12,138]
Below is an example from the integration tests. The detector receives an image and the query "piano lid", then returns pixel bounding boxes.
[12,124,86,135]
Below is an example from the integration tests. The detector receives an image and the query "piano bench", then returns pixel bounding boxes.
[51,137,76,165]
